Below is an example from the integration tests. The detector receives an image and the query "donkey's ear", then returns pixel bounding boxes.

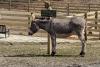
[31,13,35,21]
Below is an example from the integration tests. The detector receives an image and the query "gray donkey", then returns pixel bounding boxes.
[28,16,87,57]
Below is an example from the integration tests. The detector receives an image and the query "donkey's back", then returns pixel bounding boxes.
[51,17,86,34]
[53,17,86,27]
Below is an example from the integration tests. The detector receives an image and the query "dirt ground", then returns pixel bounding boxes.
[0,57,100,67]
[0,34,100,67]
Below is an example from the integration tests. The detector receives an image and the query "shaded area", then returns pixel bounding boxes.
[4,54,79,57]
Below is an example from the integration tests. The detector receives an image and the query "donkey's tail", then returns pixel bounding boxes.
[84,21,87,41]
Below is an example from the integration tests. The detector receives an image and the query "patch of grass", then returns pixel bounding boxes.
[0,42,100,65]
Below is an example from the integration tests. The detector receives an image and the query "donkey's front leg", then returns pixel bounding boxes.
[51,34,56,56]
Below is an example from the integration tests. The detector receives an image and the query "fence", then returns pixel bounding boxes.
[0,10,31,35]
[0,9,47,36]
[0,9,100,38]
[0,1,100,16]
[74,11,100,39]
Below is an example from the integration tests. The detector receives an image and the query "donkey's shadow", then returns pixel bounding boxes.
[5,54,79,57]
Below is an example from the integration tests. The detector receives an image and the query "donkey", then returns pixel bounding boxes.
[28,16,87,57]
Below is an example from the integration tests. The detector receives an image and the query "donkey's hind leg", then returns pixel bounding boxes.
[76,29,86,57]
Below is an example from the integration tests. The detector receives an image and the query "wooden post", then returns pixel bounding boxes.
[27,13,30,35]
[99,32,100,40]
[95,11,100,40]
[47,10,52,55]
[67,3,69,15]
[9,0,11,10]
[47,34,51,54]
[28,0,30,12]
[43,1,52,55]
[95,11,98,29]
[84,13,87,21]
[88,4,91,12]
[84,13,87,41]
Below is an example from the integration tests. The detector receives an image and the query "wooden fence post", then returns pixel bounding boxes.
[95,11,98,29]
[88,4,91,12]
[95,11,100,40]
[28,0,30,12]
[9,0,11,10]
[28,15,31,28]
[47,34,51,54]
[67,3,69,16]
[84,13,87,41]
[84,13,87,19]
[99,31,100,40]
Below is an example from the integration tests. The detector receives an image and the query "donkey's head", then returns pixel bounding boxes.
[28,13,51,35]
[28,13,39,35]
[28,20,39,35]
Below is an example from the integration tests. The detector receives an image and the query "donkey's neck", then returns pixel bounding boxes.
[36,20,52,31]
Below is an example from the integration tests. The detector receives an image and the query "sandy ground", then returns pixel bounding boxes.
[0,34,100,43]
[0,57,100,67]
[0,34,80,43]
[0,34,100,67]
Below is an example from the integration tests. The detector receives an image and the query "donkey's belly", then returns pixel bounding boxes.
[55,28,73,34]
[56,32,74,38]
[53,21,72,34]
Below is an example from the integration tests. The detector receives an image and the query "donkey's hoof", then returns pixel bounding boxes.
[51,52,56,56]
[80,52,85,57]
